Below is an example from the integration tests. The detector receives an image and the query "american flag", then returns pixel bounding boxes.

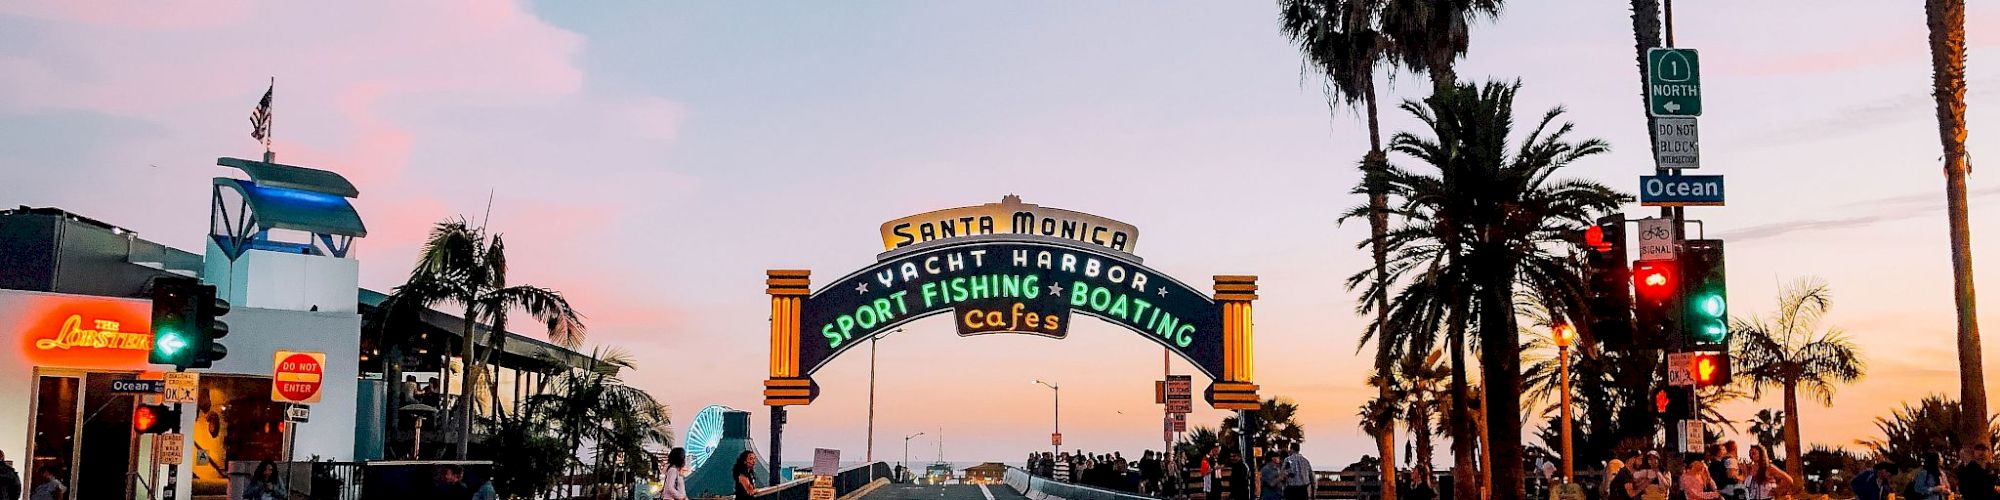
[249,80,273,146]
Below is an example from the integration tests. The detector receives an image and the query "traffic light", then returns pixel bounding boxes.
[1631,259,1679,349]
[190,284,230,369]
[133,403,179,434]
[149,277,201,369]
[1584,214,1634,348]
[1653,386,1694,416]
[1681,240,1728,350]
[1688,352,1732,388]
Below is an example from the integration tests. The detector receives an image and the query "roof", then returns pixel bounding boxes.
[359,288,612,374]
[214,178,368,237]
[217,157,361,197]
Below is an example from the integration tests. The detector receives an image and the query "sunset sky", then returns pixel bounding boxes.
[2,1,1998,466]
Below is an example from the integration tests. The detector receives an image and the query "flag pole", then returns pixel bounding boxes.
[264,77,275,162]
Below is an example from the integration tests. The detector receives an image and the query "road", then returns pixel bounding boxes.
[859,483,1028,500]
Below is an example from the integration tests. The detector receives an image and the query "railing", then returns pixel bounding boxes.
[757,462,895,500]
[1007,466,1156,500]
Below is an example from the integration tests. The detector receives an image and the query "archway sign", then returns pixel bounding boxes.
[761,196,1259,479]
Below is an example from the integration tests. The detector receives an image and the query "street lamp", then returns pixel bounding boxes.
[1034,380,1060,457]
[869,328,903,462]
[1552,322,1579,482]
[903,432,926,483]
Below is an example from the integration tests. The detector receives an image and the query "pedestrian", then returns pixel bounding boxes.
[28,464,66,500]
[1227,451,1251,500]
[1259,454,1286,500]
[244,460,286,500]
[0,449,20,500]
[1404,469,1437,500]
[662,448,689,500]
[1913,451,1951,500]
[1282,444,1313,500]
[1625,451,1669,500]
[1958,447,2000,500]
[1715,441,1745,500]
[734,451,762,500]
[1607,451,1639,500]
[1849,462,1894,500]
[1201,446,1220,499]
[432,464,472,499]
[1740,445,1794,500]
[1679,454,1722,500]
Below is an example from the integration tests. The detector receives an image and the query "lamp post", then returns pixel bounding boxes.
[1035,380,1060,457]
[903,432,926,483]
[868,328,903,463]
[1553,322,1578,482]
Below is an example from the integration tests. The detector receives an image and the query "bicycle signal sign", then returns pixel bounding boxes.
[1637,217,1675,260]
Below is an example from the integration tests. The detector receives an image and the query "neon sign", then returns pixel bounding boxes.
[879,195,1141,254]
[36,315,153,351]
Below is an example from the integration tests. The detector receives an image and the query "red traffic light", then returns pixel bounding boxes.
[1654,389,1670,414]
[1633,259,1677,300]
[134,404,178,434]
[1585,225,1608,251]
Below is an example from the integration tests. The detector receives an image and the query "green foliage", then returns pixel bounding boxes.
[1858,395,2000,470]
[1748,409,1786,457]
[480,411,571,497]
[1222,397,1307,452]
[1177,426,1221,461]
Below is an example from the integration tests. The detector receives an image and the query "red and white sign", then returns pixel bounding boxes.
[272,351,325,404]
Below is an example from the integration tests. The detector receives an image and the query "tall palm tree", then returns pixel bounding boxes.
[1368,80,1626,497]
[1925,0,1987,456]
[392,218,587,459]
[1730,278,1866,481]
[1279,4,1400,495]
[1628,0,1662,153]
[1400,350,1449,479]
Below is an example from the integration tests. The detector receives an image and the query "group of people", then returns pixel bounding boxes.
[1027,450,1174,494]
[1191,443,1315,500]
[1851,448,2000,500]
[1598,442,1790,500]
[0,450,67,500]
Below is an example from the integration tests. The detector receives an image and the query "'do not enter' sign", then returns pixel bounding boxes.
[272,351,326,404]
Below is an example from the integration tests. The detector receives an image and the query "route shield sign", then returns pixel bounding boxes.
[1648,48,1701,116]
[1654,117,1699,169]
[1639,175,1724,206]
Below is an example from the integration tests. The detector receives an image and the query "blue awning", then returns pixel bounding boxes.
[215,178,368,237]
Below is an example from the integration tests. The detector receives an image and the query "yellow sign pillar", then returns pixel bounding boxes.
[1209,275,1260,410]
[765,270,816,406]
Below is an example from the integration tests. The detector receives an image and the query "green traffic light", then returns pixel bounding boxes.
[1695,294,1725,318]
[156,333,188,355]
[1694,322,1727,343]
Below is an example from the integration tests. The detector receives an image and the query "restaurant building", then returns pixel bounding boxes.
[0,156,610,499]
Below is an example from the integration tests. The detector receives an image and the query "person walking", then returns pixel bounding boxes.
[1226,451,1251,500]
[1913,452,1952,500]
[1741,445,1795,500]
[1849,463,1894,500]
[1259,454,1286,500]
[28,464,65,500]
[1281,444,1313,500]
[1201,446,1220,500]
[734,451,763,500]
[1958,448,2000,500]
[661,448,689,500]
[1679,455,1723,500]
[244,460,287,500]
[0,450,21,500]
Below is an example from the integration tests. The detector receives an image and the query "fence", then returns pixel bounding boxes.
[757,462,895,500]
[1007,466,1157,500]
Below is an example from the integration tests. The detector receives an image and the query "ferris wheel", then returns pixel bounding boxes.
[685,404,738,472]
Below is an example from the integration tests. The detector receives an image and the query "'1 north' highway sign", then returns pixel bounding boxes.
[1648,48,1701,117]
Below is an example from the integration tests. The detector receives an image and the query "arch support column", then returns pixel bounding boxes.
[765,269,813,486]
[1209,275,1261,411]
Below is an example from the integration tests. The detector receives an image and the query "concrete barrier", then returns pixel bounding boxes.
[1004,467,1156,500]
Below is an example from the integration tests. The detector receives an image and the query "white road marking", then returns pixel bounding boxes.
[979,484,996,500]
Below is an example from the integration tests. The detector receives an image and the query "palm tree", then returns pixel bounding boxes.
[1368,80,1627,497]
[1925,0,1987,457]
[1222,397,1307,452]
[1279,4,1399,495]
[1628,0,1662,153]
[529,348,673,497]
[390,218,587,459]
[1860,395,1999,469]
[1399,350,1449,479]
[1730,278,1866,481]
[1379,0,1503,94]
[1747,409,1786,459]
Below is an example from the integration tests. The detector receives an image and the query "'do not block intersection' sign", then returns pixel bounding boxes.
[766,196,1260,410]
